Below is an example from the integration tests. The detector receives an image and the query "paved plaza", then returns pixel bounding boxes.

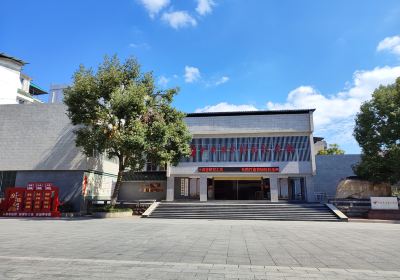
[0,218,399,279]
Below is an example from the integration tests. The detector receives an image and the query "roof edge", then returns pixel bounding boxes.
[0,53,27,65]
[186,109,315,117]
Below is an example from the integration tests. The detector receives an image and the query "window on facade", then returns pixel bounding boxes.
[145,162,166,171]
[146,162,158,171]
[0,171,16,197]
[180,178,189,196]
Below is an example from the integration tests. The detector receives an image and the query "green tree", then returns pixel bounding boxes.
[317,143,345,155]
[353,77,400,184]
[64,55,191,205]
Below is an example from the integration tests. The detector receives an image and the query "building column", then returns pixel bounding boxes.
[166,176,174,201]
[199,175,207,202]
[305,175,315,202]
[189,178,197,197]
[270,175,279,202]
[279,178,289,200]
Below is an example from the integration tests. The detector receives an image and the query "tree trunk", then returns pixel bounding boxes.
[110,161,124,207]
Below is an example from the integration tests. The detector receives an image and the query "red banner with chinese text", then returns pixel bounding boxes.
[0,182,60,217]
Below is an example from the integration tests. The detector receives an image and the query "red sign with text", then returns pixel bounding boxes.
[198,167,280,173]
[0,182,60,217]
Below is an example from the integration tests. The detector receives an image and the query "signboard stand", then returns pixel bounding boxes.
[370,197,399,210]
[0,182,60,217]
[368,197,400,220]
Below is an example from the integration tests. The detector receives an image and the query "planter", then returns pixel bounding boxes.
[92,210,133,218]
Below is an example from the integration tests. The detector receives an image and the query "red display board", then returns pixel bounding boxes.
[198,167,280,173]
[0,182,60,217]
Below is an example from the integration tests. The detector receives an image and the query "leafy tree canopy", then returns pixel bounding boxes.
[317,143,345,155]
[64,55,192,204]
[353,77,400,184]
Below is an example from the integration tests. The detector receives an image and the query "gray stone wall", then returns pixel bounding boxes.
[15,170,85,211]
[314,154,361,198]
[119,181,166,201]
[0,103,118,174]
[185,113,312,135]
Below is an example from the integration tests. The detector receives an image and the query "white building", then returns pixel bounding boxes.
[49,84,68,103]
[166,110,317,202]
[0,53,47,104]
[120,109,360,204]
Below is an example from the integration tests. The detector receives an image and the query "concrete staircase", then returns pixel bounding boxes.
[145,202,343,221]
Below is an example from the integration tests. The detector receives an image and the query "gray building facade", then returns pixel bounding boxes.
[167,110,317,202]
[0,104,119,211]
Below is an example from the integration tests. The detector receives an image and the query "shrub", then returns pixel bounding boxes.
[91,205,132,213]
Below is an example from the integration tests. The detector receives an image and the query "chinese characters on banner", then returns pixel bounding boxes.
[198,167,280,173]
[184,136,311,163]
[0,182,60,217]
[192,144,295,155]
[24,189,33,211]
[5,188,25,212]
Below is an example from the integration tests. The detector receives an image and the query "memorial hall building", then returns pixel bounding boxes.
[165,109,317,202]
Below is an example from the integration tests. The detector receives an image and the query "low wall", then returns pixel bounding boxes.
[119,181,166,201]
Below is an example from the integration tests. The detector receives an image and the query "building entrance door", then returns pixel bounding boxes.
[214,180,237,200]
[212,178,267,200]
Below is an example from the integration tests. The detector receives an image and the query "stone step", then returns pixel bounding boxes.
[148,216,339,221]
[149,211,336,215]
[146,202,341,221]
[155,208,330,211]
[155,206,329,210]
[156,205,328,209]
[149,215,338,219]
[151,211,334,215]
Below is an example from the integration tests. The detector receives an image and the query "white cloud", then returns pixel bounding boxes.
[129,42,150,49]
[162,11,197,29]
[196,0,215,16]
[215,76,229,86]
[184,66,201,83]
[195,102,258,113]
[377,35,400,56]
[138,0,170,18]
[158,75,169,87]
[267,66,400,147]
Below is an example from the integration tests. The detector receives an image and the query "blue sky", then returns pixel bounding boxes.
[1,0,400,153]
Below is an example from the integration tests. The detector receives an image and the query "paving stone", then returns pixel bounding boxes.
[0,218,399,279]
